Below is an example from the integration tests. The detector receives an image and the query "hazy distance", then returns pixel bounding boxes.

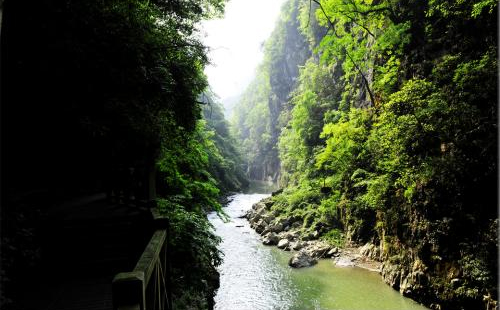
[201,0,287,116]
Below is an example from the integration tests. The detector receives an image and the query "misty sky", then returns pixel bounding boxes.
[201,0,287,103]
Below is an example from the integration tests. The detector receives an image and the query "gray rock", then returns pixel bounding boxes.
[263,199,274,208]
[399,259,428,296]
[245,209,255,221]
[302,230,319,241]
[399,272,412,296]
[268,221,284,233]
[271,189,283,196]
[262,214,275,223]
[254,219,268,234]
[305,241,332,258]
[278,217,290,227]
[277,239,290,249]
[289,241,305,251]
[279,230,299,242]
[262,232,279,246]
[327,247,339,257]
[381,262,401,290]
[333,255,357,267]
[289,250,317,268]
[360,243,381,261]
[252,202,266,211]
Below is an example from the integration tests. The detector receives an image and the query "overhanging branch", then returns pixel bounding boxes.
[310,0,376,106]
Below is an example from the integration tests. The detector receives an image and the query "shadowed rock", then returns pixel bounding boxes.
[289,250,317,268]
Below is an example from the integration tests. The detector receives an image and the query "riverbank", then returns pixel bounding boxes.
[245,196,382,271]
[244,195,438,309]
[245,185,500,310]
[210,192,429,310]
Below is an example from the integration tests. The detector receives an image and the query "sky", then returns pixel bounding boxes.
[200,0,288,103]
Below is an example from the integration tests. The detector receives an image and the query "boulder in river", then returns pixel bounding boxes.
[247,202,267,222]
[277,239,289,250]
[289,250,317,268]
[254,219,268,234]
[262,232,279,245]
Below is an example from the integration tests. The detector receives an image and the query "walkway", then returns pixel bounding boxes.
[18,194,155,310]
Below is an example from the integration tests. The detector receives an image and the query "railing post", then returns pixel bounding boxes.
[113,209,172,310]
[112,271,145,310]
[151,209,172,310]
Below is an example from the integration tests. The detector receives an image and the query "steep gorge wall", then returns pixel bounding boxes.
[237,0,498,309]
[231,0,312,182]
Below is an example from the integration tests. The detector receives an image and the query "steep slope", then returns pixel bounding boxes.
[235,0,498,309]
[231,0,311,182]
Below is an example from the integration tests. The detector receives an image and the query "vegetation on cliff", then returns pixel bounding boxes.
[231,0,311,182]
[232,0,498,309]
[2,0,246,308]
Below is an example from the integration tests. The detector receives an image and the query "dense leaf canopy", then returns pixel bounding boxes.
[232,0,497,309]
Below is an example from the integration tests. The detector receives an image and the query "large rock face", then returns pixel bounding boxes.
[359,243,381,261]
[289,250,317,268]
[381,259,430,298]
[381,262,402,290]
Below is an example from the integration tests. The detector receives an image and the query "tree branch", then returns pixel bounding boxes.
[343,13,375,37]
[311,0,376,105]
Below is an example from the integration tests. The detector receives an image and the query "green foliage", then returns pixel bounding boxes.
[237,0,497,308]
[231,68,274,180]
[157,119,221,212]
[232,0,310,182]
[316,108,371,188]
[427,0,497,18]
[3,0,234,308]
[158,198,222,308]
[158,198,222,269]
[202,95,249,193]
[321,228,345,247]
[279,58,344,186]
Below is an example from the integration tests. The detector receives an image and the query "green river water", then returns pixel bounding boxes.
[208,185,429,310]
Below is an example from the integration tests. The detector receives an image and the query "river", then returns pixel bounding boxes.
[208,186,429,310]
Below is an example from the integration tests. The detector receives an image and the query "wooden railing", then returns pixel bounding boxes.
[112,210,172,310]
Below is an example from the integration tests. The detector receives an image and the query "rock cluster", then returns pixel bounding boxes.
[246,199,340,268]
[246,198,457,309]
